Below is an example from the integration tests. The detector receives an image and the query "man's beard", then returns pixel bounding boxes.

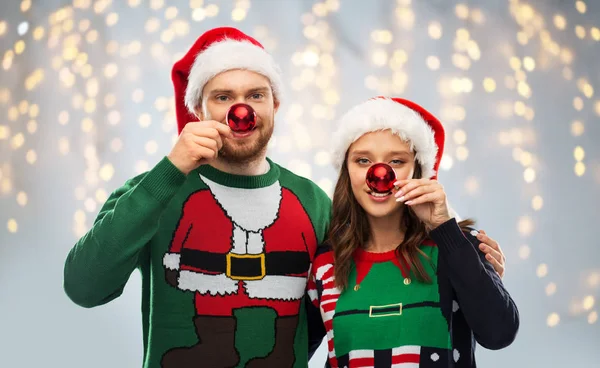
[219,122,274,164]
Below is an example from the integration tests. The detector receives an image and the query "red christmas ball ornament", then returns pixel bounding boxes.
[366,163,397,193]
[226,103,257,133]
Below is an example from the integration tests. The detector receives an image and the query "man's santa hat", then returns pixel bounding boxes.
[171,27,283,133]
[332,97,445,180]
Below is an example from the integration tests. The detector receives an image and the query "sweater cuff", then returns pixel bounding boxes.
[429,218,469,253]
[139,156,187,205]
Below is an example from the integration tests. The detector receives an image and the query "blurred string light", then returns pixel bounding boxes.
[280,0,340,196]
[0,0,598,327]
[366,2,483,182]
[507,0,600,327]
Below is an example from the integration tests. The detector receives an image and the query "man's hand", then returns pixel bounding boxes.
[476,230,506,278]
[167,120,232,175]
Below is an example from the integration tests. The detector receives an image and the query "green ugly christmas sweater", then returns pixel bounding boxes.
[63,156,331,368]
[307,219,519,367]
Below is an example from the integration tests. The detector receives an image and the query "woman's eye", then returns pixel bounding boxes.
[356,158,370,164]
[390,160,405,165]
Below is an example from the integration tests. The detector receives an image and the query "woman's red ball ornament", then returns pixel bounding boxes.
[366,163,397,193]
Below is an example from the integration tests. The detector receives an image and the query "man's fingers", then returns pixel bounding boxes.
[477,231,500,252]
[186,121,233,139]
[212,121,233,138]
[485,253,505,278]
[479,243,503,264]
[194,146,219,161]
[192,136,221,153]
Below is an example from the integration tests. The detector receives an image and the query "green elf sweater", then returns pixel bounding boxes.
[63,156,331,368]
[307,219,519,367]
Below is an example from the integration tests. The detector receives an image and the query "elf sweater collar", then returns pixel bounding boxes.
[352,240,437,287]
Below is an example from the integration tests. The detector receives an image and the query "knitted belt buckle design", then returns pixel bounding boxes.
[369,303,403,318]
[226,253,266,281]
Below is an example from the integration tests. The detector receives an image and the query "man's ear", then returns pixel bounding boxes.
[194,104,204,121]
[273,97,280,114]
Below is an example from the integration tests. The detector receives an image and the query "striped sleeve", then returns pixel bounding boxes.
[307,269,320,307]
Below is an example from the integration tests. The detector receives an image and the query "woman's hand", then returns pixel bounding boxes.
[394,179,451,230]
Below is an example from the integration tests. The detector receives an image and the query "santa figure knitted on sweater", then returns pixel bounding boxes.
[161,27,318,367]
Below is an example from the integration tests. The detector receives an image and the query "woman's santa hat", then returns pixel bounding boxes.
[171,27,283,133]
[332,97,445,180]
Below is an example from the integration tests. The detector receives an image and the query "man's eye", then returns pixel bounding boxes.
[216,96,229,102]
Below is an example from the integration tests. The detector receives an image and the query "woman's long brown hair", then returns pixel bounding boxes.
[330,152,475,291]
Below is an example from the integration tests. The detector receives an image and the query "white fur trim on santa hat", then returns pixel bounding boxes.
[184,39,283,113]
[332,98,438,179]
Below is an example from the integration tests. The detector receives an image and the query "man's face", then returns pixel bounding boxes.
[197,69,279,164]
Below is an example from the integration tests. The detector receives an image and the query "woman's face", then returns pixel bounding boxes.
[346,130,416,219]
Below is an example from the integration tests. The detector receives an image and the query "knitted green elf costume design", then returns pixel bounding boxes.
[63,27,331,368]
[307,97,519,367]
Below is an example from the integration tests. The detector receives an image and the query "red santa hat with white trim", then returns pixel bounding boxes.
[331,97,446,180]
[171,27,283,133]
[332,97,463,219]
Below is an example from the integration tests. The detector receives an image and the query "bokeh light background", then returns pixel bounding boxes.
[1,0,599,367]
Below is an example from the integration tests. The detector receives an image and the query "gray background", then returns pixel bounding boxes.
[1,0,599,367]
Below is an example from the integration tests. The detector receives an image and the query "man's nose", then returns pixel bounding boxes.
[234,95,247,104]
